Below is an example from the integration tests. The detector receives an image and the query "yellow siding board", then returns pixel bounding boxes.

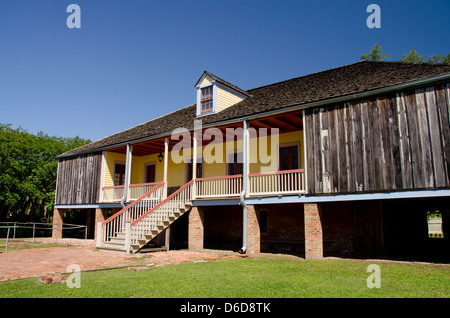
[104,152,126,187]
[216,86,244,112]
[199,76,213,87]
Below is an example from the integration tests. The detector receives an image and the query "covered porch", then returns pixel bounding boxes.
[99,110,306,204]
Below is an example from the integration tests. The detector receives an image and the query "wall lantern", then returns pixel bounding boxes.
[158,152,164,163]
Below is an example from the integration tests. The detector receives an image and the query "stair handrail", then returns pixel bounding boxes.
[101,182,165,244]
[131,179,194,226]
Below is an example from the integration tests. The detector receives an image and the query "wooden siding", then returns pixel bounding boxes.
[55,152,102,205]
[216,85,245,112]
[305,83,450,195]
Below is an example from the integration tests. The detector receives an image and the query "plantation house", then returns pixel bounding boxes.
[54,61,450,261]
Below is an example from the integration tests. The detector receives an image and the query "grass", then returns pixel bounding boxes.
[0,255,449,298]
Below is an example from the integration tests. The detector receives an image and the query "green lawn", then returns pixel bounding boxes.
[1,256,449,298]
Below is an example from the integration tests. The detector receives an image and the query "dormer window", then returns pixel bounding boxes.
[195,71,249,118]
[201,86,214,113]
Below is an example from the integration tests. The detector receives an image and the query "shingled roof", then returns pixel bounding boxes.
[59,60,450,158]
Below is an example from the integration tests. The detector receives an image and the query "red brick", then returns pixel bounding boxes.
[304,203,323,260]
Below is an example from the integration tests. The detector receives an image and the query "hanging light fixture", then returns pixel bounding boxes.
[158,152,164,163]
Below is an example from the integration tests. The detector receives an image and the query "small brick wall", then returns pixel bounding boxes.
[188,206,204,251]
[304,203,323,260]
[247,205,260,254]
[52,208,64,239]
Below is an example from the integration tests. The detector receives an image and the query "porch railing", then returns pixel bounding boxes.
[248,169,305,196]
[101,182,165,243]
[101,185,124,202]
[101,182,164,202]
[193,169,305,198]
[129,182,164,200]
[101,170,305,205]
[195,175,243,198]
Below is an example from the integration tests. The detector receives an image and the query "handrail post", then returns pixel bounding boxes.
[124,221,131,254]
[96,221,103,248]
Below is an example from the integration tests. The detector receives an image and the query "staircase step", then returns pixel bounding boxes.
[145,234,155,240]
[98,243,127,253]
[110,237,125,244]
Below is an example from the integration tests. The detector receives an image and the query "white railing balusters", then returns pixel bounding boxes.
[248,169,305,196]
[101,182,162,203]
[101,182,165,243]
[195,175,243,198]
[129,180,194,247]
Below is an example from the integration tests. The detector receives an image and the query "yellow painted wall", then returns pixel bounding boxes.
[199,75,213,87]
[216,86,244,112]
[104,152,126,187]
[248,130,304,173]
[103,130,304,188]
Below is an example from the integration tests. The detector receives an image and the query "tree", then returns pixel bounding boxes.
[361,44,449,63]
[360,43,390,61]
[427,53,450,63]
[0,124,90,222]
[401,48,425,63]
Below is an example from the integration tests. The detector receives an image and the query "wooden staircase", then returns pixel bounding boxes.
[131,200,192,253]
[98,180,193,253]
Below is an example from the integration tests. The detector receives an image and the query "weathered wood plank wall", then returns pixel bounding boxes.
[55,152,102,205]
[305,83,450,195]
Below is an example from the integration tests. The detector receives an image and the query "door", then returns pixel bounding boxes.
[144,163,156,183]
[114,163,126,185]
[186,161,203,181]
[227,152,243,175]
[279,145,299,171]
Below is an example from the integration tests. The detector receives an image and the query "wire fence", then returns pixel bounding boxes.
[0,222,88,252]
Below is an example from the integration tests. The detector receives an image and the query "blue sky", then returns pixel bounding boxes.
[1,0,449,141]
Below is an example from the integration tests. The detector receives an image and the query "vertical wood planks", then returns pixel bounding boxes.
[55,152,102,205]
[304,83,450,194]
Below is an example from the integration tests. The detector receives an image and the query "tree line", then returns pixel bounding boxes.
[0,124,90,223]
[361,43,450,63]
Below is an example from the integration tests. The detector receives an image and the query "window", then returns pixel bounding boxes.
[114,163,126,186]
[279,145,299,171]
[427,210,444,238]
[201,86,213,113]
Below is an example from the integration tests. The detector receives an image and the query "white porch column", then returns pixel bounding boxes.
[302,110,309,194]
[192,127,198,199]
[124,144,133,203]
[163,137,169,198]
[243,120,249,197]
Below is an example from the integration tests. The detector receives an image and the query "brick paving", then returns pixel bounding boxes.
[0,238,240,282]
